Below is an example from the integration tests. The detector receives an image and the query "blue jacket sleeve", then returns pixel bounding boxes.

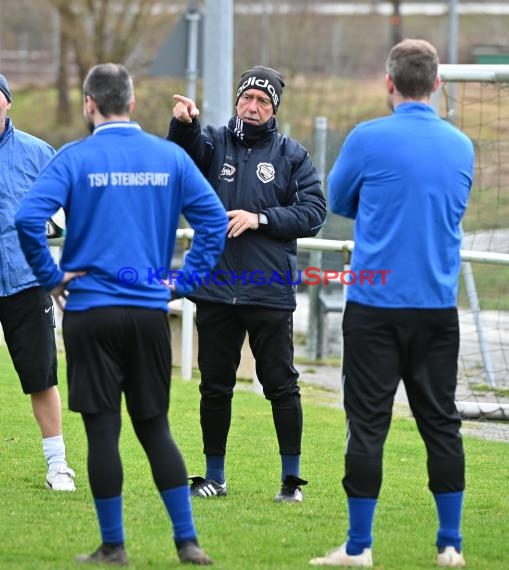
[15,157,68,290]
[328,128,364,219]
[173,153,228,298]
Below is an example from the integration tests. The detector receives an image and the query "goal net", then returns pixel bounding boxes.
[436,64,509,420]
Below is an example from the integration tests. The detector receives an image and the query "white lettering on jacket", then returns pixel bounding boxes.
[87,172,170,187]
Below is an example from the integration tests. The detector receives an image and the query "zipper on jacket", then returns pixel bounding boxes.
[231,147,252,305]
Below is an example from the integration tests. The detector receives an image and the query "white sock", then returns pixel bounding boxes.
[42,435,67,470]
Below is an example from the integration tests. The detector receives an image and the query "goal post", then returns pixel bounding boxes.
[434,64,509,420]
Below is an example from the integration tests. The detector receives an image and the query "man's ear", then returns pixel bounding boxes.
[84,94,96,114]
[432,74,442,94]
[129,95,135,113]
[385,73,395,94]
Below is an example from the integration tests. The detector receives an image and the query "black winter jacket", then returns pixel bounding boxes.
[167,116,326,310]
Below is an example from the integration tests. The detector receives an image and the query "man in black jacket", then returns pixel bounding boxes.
[168,65,326,502]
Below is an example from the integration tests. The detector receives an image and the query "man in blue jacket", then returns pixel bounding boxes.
[310,40,473,567]
[0,73,75,492]
[168,66,326,502]
[16,63,228,566]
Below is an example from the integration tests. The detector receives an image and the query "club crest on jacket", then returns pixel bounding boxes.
[256,162,275,183]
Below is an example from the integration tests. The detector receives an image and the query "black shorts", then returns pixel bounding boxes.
[0,286,57,394]
[63,307,172,418]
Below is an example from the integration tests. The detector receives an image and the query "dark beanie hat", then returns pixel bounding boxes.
[235,65,285,113]
[0,74,12,103]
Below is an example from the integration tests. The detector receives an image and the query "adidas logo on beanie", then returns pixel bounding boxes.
[235,66,285,113]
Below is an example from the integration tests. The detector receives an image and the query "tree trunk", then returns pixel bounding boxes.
[390,0,403,47]
[56,20,72,125]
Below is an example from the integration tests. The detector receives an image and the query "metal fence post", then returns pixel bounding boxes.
[307,116,328,361]
[180,238,194,380]
[180,296,194,380]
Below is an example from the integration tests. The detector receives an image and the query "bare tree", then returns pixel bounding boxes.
[51,0,184,82]
[55,9,72,125]
[49,0,185,124]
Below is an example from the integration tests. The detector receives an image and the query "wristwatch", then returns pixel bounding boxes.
[258,213,269,225]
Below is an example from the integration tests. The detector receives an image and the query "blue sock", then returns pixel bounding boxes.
[434,491,464,551]
[161,485,197,543]
[281,454,300,481]
[205,455,225,484]
[94,496,124,545]
[346,497,377,555]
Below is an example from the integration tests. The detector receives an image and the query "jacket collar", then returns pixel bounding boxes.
[228,115,277,146]
[0,117,13,146]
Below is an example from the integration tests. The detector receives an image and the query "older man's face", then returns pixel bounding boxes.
[236,88,274,125]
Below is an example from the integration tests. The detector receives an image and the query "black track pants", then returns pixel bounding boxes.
[341,302,465,498]
[195,301,302,456]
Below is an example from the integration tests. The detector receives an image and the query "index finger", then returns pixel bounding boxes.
[173,94,192,105]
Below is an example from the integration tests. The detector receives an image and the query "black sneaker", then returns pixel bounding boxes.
[189,476,227,498]
[75,544,129,565]
[274,475,308,503]
[177,540,213,565]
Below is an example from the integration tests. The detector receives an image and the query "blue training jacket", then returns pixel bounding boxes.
[328,102,475,309]
[15,121,228,311]
[0,118,55,296]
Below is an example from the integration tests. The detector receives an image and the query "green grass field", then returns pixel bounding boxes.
[0,344,508,569]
